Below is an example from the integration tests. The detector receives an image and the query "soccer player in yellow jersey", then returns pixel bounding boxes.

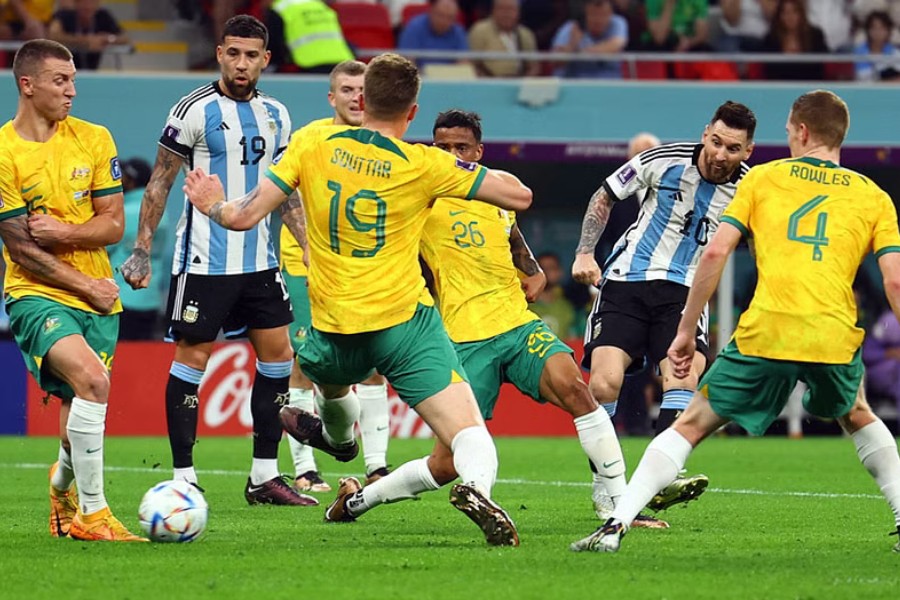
[184,53,532,546]
[573,90,900,554]
[317,109,645,526]
[0,40,144,542]
[281,60,395,494]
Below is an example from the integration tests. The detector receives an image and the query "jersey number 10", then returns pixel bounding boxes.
[326,180,386,258]
[787,195,829,262]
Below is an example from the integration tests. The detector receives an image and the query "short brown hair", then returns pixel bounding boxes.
[710,101,757,142]
[329,60,366,91]
[363,53,420,121]
[790,90,849,148]
[12,39,73,92]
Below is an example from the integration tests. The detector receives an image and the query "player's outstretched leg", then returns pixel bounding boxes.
[839,392,900,551]
[280,402,360,462]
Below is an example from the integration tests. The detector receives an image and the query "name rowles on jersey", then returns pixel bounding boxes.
[331,147,392,179]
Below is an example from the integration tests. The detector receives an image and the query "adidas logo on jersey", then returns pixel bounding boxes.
[216,122,230,131]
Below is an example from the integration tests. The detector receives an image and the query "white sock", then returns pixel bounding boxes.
[288,388,317,476]
[51,443,75,491]
[611,428,693,527]
[852,419,900,526]
[250,458,279,485]
[450,426,498,498]
[315,389,361,447]
[346,456,441,517]
[575,408,627,502]
[66,397,108,515]
[173,467,198,484]
[357,382,390,474]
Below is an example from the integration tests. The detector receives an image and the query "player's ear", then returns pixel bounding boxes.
[474,143,484,162]
[262,49,271,69]
[744,141,755,161]
[407,103,419,124]
[215,44,224,66]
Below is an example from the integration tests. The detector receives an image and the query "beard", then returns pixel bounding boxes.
[222,75,255,99]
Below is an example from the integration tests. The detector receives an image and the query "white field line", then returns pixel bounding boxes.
[1,462,883,500]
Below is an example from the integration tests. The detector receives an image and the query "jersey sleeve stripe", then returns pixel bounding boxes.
[465,166,487,199]
[0,206,27,222]
[721,215,750,238]
[92,185,123,198]
[265,170,294,195]
[602,181,623,202]
[875,245,900,258]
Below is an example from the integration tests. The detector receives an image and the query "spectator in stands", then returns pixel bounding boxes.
[272,0,354,73]
[551,0,628,79]
[48,0,128,70]
[760,0,828,81]
[855,10,900,81]
[612,0,649,50]
[642,0,710,52]
[532,252,577,338]
[806,0,854,52]
[107,158,169,341]
[397,0,469,66]
[0,0,53,41]
[520,0,569,50]
[717,0,777,52]
[855,0,900,41]
[863,309,900,420]
[468,0,539,77]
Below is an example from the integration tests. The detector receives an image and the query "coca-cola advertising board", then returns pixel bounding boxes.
[26,341,582,437]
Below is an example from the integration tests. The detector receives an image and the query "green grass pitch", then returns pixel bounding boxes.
[1,435,898,599]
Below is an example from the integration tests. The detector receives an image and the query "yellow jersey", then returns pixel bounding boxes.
[421,197,537,342]
[279,117,335,277]
[722,157,900,363]
[267,125,487,334]
[0,118,123,314]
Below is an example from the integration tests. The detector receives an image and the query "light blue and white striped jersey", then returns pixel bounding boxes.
[158,82,291,276]
[602,142,749,287]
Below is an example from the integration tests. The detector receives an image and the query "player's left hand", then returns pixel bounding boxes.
[27,214,71,248]
[521,271,546,302]
[667,331,696,379]
[183,168,224,215]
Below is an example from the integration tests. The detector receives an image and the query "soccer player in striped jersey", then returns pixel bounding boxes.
[183,53,531,546]
[0,40,144,541]
[573,90,900,554]
[119,16,315,506]
[281,60,394,494]
[571,101,756,520]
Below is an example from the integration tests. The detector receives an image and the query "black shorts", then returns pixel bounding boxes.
[582,279,709,372]
[165,269,293,343]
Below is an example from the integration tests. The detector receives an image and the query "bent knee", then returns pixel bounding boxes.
[73,367,111,402]
[558,379,598,417]
[588,376,621,404]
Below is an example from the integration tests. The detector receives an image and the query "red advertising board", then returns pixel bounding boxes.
[27,340,584,437]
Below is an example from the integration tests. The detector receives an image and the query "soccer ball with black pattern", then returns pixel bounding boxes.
[138,480,208,542]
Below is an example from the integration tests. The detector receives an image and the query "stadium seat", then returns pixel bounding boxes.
[632,60,668,80]
[824,61,855,81]
[334,3,394,50]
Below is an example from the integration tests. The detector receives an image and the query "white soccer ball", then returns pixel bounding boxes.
[138,480,208,542]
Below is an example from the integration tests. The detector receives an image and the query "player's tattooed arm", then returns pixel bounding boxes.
[0,215,118,313]
[571,186,614,286]
[121,146,184,289]
[279,191,309,265]
[575,186,614,255]
[510,223,546,302]
[510,223,540,276]
[184,171,288,231]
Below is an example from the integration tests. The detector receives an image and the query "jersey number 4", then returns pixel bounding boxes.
[787,195,829,261]
[327,180,386,258]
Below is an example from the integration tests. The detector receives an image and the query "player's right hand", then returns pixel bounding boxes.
[572,253,602,286]
[87,278,120,314]
[667,331,696,379]
[120,248,152,290]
